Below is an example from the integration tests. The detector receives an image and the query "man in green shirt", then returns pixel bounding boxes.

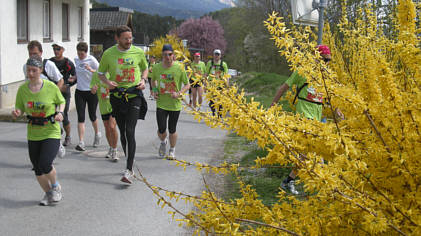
[90,72,119,161]
[151,44,190,159]
[190,52,206,109]
[270,45,334,195]
[97,26,148,184]
[205,49,229,117]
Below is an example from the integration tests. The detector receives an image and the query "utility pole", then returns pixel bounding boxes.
[316,0,327,45]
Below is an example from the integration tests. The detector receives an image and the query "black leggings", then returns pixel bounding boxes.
[156,108,180,134]
[75,89,98,123]
[110,95,141,171]
[62,92,71,126]
[28,139,60,176]
[209,100,222,117]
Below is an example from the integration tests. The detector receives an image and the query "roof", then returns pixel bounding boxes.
[90,9,132,31]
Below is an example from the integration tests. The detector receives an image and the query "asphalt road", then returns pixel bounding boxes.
[0,91,226,236]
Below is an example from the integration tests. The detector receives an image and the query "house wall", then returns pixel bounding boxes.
[0,0,90,109]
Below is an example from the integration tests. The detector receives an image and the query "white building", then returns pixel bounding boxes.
[0,0,90,108]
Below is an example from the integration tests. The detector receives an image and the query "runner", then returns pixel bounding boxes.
[151,44,190,159]
[49,42,76,147]
[270,45,343,194]
[97,25,148,184]
[147,56,156,100]
[73,42,101,151]
[205,49,228,117]
[13,56,65,206]
[24,40,66,158]
[189,52,206,110]
[90,72,119,161]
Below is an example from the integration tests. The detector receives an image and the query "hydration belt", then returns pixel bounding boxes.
[27,113,57,126]
[110,86,141,102]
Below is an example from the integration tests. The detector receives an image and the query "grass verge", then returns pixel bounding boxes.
[223,72,297,206]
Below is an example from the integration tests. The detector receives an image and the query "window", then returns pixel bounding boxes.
[43,0,51,40]
[17,0,28,42]
[78,7,83,40]
[62,3,69,40]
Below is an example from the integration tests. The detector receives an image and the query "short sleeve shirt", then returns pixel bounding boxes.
[15,80,65,141]
[98,45,148,98]
[75,55,99,91]
[23,59,63,83]
[285,71,322,121]
[190,61,206,80]
[151,62,189,111]
[90,72,112,115]
[206,60,228,81]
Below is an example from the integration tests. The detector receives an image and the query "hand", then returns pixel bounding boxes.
[91,85,98,94]
[68,76,76,83]
[136,79,146,90]
[171,91,180,99]
[55,112,64,122]
[152,92,159,99]
[107,80,118,90]
[84,64,95,73]
[334,108,345,120]
[12,109,21,119]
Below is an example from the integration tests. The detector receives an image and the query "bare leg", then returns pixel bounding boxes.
[63,123,71,137]
[103,120,112,147]
[92,119,99,134]
[36,167,57,192]
[192,87,198,108]
[158,131,167,142]
[78,122,85,142]
[197,87,204,106]
[169,132,178,148]
[109,117,118,148]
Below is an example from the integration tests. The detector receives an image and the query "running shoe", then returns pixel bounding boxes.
[148,95,154,100]
[281,180,299,195]
[121,169,134,184]
[105,147,112,158]
[75,141,86,151]
[167,148,175,160]
[57,142,66,158]
[111,149,119,162]
[39,192,51,206]
[158,139,167,158]
[50,184,62,202]
[63,136,71,146]
[93,132,102,147]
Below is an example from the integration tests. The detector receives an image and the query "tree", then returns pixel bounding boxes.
[137,0,421,235]
[171,16,227,59]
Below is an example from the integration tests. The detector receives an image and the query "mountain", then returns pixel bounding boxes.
[96,0,235,19]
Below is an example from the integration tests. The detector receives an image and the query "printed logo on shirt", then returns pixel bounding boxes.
[118,58,134,66]
[159,74,176,94]
[116,67,135,83]
[27,101,46,117]
[306,87,323,103]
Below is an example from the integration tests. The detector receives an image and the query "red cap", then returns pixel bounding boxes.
[317,45,331,55]
[194,52,200,56]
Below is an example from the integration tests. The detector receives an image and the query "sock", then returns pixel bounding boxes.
[161,140,166,144]
[169,147,175,152]
[51,182,59,188]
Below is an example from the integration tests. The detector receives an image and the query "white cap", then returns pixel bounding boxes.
[213,49,221,55]
[52,42,65,49]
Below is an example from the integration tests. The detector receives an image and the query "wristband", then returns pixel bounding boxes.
[152,87,159,93]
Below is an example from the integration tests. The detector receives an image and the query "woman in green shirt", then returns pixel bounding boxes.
[12,56,65,206]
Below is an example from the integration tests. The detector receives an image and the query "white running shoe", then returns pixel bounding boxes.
[167,148,175,160]
[121,169,134,184]
[106,147,112,158]
[75,141,86,151]
[158,139,167,158]
[57,142,66,158]
[50,184,62,202]
[111,149,119,162]
[93,132,101,147]
[288,181,299,195]
[39,192,50,206]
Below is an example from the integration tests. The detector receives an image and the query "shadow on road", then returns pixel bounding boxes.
[0,140,27,149]
[0,198,38,209]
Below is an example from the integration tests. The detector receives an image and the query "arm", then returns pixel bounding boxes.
[98,73,117,89]
[136,68,148,90]
[54,103,65,122]
[270,83,290,107]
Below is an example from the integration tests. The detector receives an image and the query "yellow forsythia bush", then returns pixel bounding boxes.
[142,1,420,235]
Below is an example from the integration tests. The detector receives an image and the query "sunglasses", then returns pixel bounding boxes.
[214,53,220,56]
[163,53,173,57]
[53,47,62,51]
